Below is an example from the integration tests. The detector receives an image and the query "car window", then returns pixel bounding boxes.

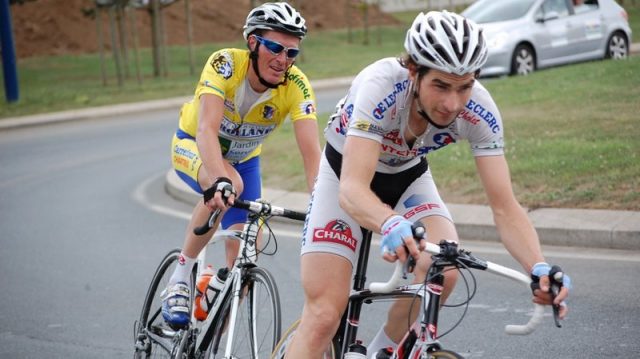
[573,0,599,14]
[541,0,570,17]
[462,0,537,23]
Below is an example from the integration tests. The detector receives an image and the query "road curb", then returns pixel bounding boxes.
[0,76,356,131]
[165,170,640,250]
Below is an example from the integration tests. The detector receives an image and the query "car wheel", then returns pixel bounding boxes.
[605,31,628,59]
[510,44,535,76]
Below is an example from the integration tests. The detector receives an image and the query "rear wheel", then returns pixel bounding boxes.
[207,267,282,358]
[134,249,193,359]
[605,31,628,59]
[510,44,535,75]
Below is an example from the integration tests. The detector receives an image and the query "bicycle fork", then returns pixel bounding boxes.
[397,264,446,358]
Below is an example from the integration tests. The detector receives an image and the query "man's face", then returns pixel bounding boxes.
[248,30,301,85]
[413,69,476,127]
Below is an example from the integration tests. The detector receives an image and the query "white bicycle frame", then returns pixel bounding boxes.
[193,220,261,358]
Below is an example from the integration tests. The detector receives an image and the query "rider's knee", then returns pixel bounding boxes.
[303,302,343,340]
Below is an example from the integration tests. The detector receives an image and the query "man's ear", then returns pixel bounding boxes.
[247,35,257,51]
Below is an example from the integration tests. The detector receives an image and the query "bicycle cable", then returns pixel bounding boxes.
[254,215,278,256]
[405,260,479,339]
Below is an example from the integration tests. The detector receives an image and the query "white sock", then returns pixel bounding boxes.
[367,326,397,358]
[169,252,196,285]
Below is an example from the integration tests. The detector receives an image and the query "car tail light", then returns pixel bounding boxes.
[620,10,628,22]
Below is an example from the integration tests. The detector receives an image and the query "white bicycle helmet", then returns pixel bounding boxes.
[243,2,307,40]
[404,10,488,75]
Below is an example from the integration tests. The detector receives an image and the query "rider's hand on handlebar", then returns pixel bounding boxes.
[530,262,572,320]
[380,215,425,264]
[203,177,236,212]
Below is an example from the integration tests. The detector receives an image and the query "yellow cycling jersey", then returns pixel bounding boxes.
[178,48,317,163]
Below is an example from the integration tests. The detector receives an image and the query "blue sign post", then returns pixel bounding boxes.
[1,0,19,103]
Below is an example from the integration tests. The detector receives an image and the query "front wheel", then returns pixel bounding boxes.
[270,319,336,359]
[209,267,282,358]
[424,349,465,359]
[134,249,193,359]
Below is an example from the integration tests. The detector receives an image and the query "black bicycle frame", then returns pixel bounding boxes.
[332,231,456,358]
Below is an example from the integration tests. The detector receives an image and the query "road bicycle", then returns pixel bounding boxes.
[133,198,307,359]
[271,223,563,358]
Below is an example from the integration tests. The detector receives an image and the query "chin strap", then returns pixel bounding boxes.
[413,90,453,130]
[249,45,290,89]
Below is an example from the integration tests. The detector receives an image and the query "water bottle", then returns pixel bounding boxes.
[344,341,367,359]
[194,266,228,320]
[373,346,394,359]
[194,266,215,320]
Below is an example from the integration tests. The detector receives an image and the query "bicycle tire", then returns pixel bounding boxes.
[206,267,282,358]
[270,319,336,359]
[134,248,189,359]
[424,349,465,359]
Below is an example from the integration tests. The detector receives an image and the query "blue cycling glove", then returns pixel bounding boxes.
[380,215,413,255]
[531,262,572,290]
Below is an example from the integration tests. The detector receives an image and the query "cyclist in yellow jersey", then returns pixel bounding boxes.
[162,2,321,329]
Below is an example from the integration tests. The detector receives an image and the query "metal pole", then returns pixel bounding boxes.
[0,0,19,102]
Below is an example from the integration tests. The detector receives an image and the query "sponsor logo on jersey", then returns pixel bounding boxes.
[383,130,403,146]
[353,119,370,132]
[380,144,420,158]
[372,79,409,120]
[224,99,235,112]
[210,52,233,79]
[287,73,312,99]
[262,105,274,120]
[313,219,357,251]
[300,100,316,115]
[433,132,456,146]
[178,254,186,266]
[458,109,479,125]
[465,99,500,133]
[220,119,276,138]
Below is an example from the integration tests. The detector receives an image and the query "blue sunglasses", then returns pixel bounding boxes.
[254,35,300,59]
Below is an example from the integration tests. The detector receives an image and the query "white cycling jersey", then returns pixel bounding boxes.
[325,57,505,173]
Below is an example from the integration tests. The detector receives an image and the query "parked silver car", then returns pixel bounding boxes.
[461,0,632,76]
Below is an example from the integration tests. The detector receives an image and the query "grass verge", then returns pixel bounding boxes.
[262,57,640,211]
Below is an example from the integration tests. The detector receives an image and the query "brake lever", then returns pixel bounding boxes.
[402,222,426,279]
[549,265,564,328]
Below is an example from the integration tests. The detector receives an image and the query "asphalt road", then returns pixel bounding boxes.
[1,97,639,358]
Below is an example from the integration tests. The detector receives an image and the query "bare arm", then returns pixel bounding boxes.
[292,118,322,193]
[196,94,233,207]
[339,136,396,233]
[474,155,545,272]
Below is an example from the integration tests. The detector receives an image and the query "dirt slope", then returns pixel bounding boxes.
[10,0,399,58]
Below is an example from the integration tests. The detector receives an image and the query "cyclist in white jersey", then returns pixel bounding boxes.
[285,11,571,358]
